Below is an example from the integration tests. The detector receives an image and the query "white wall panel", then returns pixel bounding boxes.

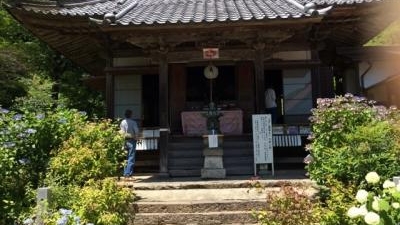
[360,61,400,88]
[114,90,142,104]
[115,75,141,89]
[114,75,142,120]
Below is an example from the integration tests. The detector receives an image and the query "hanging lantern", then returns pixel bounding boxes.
[204,64,219,79]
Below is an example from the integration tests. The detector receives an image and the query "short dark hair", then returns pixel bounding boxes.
[124,109,133,118]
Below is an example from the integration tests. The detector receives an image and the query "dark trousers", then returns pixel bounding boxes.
[265,107,277,124]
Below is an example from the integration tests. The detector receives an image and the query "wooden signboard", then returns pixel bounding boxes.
[252,114,274,176]
[203,48,219,59]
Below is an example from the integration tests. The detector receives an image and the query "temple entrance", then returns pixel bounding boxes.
[265,69,313,124]
[142,74,159,127]
[186,65,236,109]
[265,70,284,124]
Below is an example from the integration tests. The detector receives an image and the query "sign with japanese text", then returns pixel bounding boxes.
[208,135,218,148]
[252,114,274,164]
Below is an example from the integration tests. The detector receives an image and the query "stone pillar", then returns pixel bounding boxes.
[201,135,226,179]
[36,187,52,225]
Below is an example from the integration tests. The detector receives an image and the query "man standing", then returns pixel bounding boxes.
[120,109,139,178]
[265,86,278,124]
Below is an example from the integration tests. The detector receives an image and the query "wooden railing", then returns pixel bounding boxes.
[136,128,160,151]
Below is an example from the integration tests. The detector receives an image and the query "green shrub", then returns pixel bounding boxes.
[313,176,359,225]
[0,106,86,224]
[253,185,318,225]
[34,178,135,225]
[307,94,400,225]
[308,94,400,186]
[46,119,125,185]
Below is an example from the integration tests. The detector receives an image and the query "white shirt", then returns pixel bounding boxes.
[120,118,139,139]
[265,88,277,108]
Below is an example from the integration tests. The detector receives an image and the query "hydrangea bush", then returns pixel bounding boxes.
[307,94,400,186]
[36,179,135,225]
[306,94,400,224]
[0,105,128,224]
[0,106,86,223]
[347,172,400,225]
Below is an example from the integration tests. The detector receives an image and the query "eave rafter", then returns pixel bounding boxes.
[109,21,313,54]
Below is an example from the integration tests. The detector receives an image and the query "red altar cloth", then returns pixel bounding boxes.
[181,110,243,135]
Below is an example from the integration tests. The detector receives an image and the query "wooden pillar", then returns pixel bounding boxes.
[312,45,335,99]
[158,50,169,176]
[253,43,266,113]
[236,61,255,133]
[103,35,114,118]
[105,74,114,118]
[310,48,321,107]
[169,64,186,133]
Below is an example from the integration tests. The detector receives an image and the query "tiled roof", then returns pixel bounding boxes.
[15,0,377,25]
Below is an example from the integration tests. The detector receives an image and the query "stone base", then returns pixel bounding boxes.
[201,168,226,179]
[201,136,226,179]
[204,156,223,168]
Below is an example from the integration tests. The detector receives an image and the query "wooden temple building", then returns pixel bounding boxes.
[5,0,400,176]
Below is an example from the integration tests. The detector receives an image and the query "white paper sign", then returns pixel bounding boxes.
[252,114,274,164]
[208,135,218,148]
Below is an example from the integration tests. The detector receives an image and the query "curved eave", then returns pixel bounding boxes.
[6,0,333,27]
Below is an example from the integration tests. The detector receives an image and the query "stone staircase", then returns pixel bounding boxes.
[167,135,306,177]
[124,175,316,225]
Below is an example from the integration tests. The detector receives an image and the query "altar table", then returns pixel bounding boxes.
[181,110,243,136]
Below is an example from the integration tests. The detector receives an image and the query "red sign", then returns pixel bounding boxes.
[203,48,219,59]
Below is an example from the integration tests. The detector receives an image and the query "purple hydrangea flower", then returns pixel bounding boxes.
[36,113,45,120]
[3,142,15,148]
[56,216,68,225]
[13,114,22,120]
[79,111,87,116]
[59,208,73,215]
[0,108,9,114]
[26,128,37,134]
[17,133,28,138]
[58,118,67,124]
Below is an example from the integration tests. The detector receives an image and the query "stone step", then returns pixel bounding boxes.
[122,174,316,225]
[133,188,274,202]
[133,200,267,213]
[132,211,257,225]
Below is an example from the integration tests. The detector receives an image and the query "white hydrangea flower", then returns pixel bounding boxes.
[347,206,361,218]
[364,212,380,225]
[372,197,380,211]
[359,204,368,216]
[23,218,34,225]
[392,202,400,209]
[365,172,380,184]
[356,189,369,203]
[383,180,395,189]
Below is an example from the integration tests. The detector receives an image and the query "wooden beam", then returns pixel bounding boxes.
[104,66,159,75]
[100,17,323,32]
